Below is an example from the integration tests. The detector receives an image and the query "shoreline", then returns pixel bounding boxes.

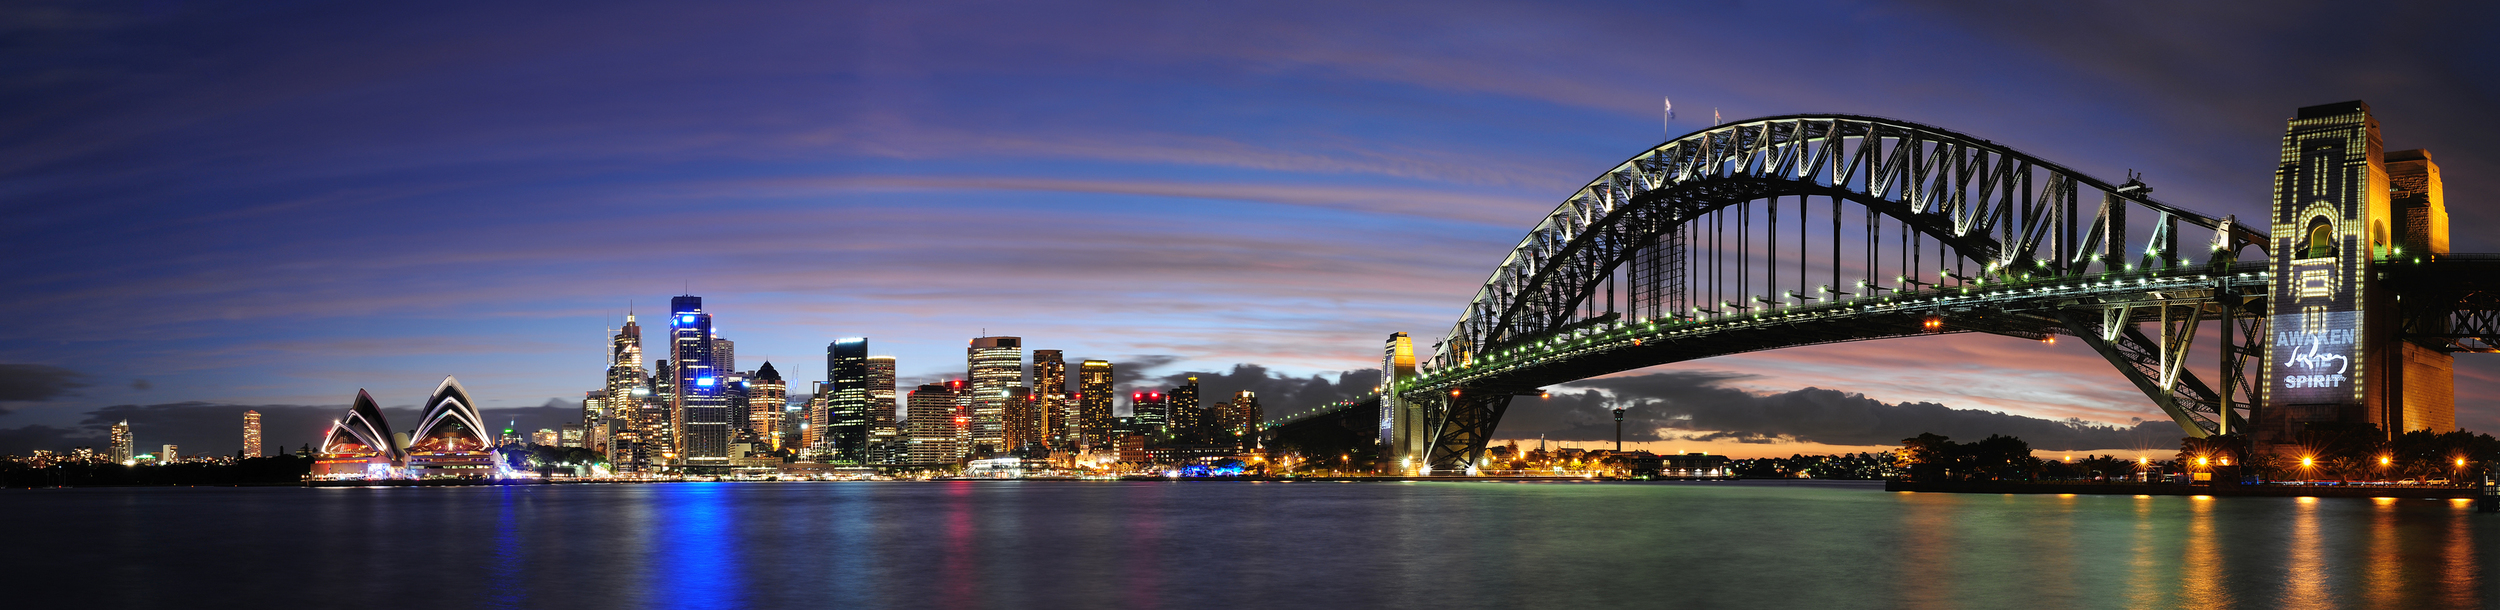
[1886,479,2487,499]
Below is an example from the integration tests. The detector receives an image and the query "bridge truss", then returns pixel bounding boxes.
[1399,115,2280,471]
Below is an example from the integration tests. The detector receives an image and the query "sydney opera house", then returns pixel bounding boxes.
[313,377,498,479]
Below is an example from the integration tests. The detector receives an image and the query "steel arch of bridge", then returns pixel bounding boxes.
[1404,115,2273,471]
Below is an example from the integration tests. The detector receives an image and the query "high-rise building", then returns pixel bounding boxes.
[780,404,806,453]
[601,313,649,464]
[559,424,584,448]
[1078,360,1114,449]
[671,295,730,472]
[109,420,132,463]
[1168,377,1201,435]
[1031,350,1069,446]
[1228,390,1262,448]
[532,429,559,446]
[161,444,179,461]
[967,336,1023,456]
[748,362,787,450]
[828,338,871,464]
[712,337,735,379]
[867,356,898,431]
[905,383,960,466]
[242,410,263,458]
[1132,389,1168,433]
[1001,386,1037,452]
[804,381,831,456]
[725,371,753,444]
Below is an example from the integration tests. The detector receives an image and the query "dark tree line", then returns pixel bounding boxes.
[2,455,314,488]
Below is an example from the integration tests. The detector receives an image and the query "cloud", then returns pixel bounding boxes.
[0,364,88,404]
[1499,370,2179,452]
[130,379,151,390]
[1150,363,1380,414]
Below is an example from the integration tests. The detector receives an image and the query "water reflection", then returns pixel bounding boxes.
[651,483,741,608]
[12,482,2500,609]
[2180,495,2225,608]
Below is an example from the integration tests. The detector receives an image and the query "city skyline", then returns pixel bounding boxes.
[5,2,2500,459]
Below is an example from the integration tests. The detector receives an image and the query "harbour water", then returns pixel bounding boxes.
[11,480,2495,609]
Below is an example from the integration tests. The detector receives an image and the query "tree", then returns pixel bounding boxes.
[1898,433,1955,481]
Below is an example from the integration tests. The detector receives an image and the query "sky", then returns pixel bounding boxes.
[4,1,2499,459]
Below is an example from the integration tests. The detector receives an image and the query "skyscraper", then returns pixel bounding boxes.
[724,371,752,443]
[804,381,831,456]
[1168,377,1201,436]
[1031,350,1068,446]
[906,383,959,466]
[748,362,786,449]
[1132,390,1168,433]
[603,313,649,468]
[161,444,179,461]
[1228,390,1262,440]
[242,410,263,458]
[712,337,735,378]
[828,338,871,464]
[1078,360,1114,450]
[671,295,730,472]
[109,420,132,463]
[1002,386,1037,452]
[967,336,1023,456]
[867,355,898,431]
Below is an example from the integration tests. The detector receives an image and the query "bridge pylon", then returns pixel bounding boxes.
[2256,101,2454,453]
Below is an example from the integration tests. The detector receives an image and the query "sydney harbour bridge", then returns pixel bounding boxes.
[1273,101,2500,473]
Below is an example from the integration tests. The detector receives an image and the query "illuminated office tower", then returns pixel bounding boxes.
[1031,350,1069,446]
[670,295,730,472]
[532,429,558,446]
[867,356,898,431]
[242,410,263,458]
[1001,387,1037,452]
[905,383,960,466]
[967,336,1024,456]
[161,444,178,462]
[747,362,786,450]
[949,379,973,458]
[652,359,678,460]
[560,424,584,448]
[713,337,735,378]
[602,313,648,461]
[1132,390,1168,433]
[1168,377,1201,435]
[724,371,752,443]
[804,382,830,456]
[2259,102,2455,450]
[1077,360,1114,449]
[1228,390,1262,445]
[109,420,132,462]
[827,338,871,464]
[780,404,806,453]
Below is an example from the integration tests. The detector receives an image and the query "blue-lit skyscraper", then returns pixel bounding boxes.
[672,295,730,472]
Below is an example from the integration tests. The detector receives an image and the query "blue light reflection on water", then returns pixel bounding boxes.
[652,482,743,609]
[7,481,2498,609]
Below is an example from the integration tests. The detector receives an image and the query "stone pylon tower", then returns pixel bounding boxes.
[2258,101,2453,453]
[1382,332,1421,470]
